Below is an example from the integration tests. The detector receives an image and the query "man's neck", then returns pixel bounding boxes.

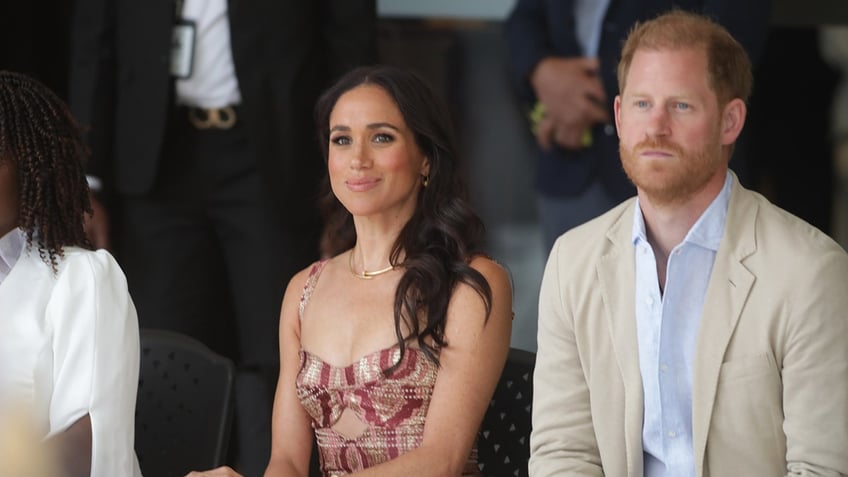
[639,169,727,288]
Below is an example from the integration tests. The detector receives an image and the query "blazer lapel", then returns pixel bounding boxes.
[691,179,757,476]
[597,200,645,476]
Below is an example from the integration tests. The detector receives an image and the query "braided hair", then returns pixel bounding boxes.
[0,71,92,271]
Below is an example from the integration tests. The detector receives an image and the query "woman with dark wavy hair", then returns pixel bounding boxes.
[192,65,512,477]
[0,70,141,477]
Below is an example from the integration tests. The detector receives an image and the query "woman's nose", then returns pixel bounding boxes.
[349,141,371,169]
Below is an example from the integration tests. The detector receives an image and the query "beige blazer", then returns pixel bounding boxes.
[530,178,848,476]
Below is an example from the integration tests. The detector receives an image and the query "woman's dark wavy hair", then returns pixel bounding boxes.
[315,65,492,369]
[0,71,92,271]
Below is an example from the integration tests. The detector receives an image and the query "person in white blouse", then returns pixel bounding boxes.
[0,70,142,477]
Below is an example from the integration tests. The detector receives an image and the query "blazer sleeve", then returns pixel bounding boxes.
[530,238,604,477]
[45,249,141,477]
[319,0,378,81]
[781,245,848,475]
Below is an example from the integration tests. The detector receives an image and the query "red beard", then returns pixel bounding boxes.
[620,135,723,206]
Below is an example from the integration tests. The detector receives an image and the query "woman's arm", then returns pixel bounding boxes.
[188,268,316,477]
[350,257,514,476]
[46,249,140,477]
[51,414,92,477]
[264,268,318,477]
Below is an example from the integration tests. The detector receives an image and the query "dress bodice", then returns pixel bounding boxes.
[295,260,480,476]
[297,346,439,474]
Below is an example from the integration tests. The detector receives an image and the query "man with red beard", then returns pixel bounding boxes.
[530,10,848,477]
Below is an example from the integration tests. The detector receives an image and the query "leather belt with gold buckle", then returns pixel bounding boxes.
[187,105,237,130]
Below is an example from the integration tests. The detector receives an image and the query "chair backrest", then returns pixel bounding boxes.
[135,329,235,477]
[477,347,536,477]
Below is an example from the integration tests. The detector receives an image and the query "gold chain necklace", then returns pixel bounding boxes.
[348,250,394,279]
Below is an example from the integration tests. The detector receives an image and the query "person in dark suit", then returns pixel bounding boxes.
[67,2,377,475]
[504,0,770,254]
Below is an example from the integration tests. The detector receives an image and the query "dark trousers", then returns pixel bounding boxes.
[118,107,310,477]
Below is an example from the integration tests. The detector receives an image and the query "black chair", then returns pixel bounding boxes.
[477,347,536,477]
[135,329,235,477]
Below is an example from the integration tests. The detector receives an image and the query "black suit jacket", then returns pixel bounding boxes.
[69,0,377,222]
[505,0,770,201]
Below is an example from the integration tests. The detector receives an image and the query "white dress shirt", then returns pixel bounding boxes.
[0,228,24,285]
[175,0,242,108]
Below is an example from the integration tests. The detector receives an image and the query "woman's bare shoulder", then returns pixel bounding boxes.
[468,255,511,293]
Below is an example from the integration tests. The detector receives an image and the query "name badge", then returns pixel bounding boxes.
[170,20,196,79]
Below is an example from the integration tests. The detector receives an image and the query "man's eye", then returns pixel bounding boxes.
[675,102,690,110]
[331,136,351,146]
[635,100,649,109]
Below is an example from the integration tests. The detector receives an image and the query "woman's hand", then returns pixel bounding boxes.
[185,466,243,477]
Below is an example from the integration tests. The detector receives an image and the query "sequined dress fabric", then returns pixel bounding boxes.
[296,260,480,476]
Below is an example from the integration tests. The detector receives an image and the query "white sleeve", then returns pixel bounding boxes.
[45,249,142,477]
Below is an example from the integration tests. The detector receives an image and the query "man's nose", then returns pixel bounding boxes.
[646,108,671,137]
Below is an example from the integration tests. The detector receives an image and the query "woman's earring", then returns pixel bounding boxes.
[421,174,429,187]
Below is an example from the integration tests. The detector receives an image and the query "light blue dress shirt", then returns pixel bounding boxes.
[632,172,733,477]
[575,0,612,57]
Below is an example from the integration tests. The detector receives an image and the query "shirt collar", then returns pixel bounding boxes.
[632,171,733,252]
[0,228,26,281]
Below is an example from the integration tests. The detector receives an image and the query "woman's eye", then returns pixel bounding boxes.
[331,135,351,146]
[373,133,394,144]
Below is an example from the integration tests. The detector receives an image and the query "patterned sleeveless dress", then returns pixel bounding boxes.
[296,260,481,476]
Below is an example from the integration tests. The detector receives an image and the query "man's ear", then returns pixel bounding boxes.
[613,95,622,139]
[720,98,746,146]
